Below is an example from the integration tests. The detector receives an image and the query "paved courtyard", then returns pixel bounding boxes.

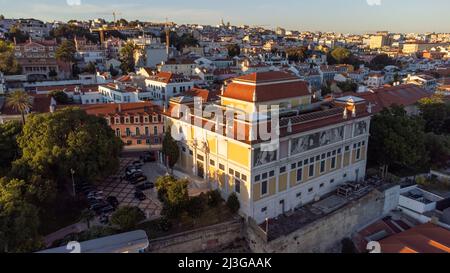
[98,157,166,220]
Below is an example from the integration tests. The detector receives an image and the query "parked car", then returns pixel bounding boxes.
[125,171,144,181]
[100,205,115,214]
[89,202,109,212]
[129,175,147,185]
[106,196,119,209]
[141,151,156,162]
[132,160,144,168]
[135,182,154,191]
[134,191,146,201]
[125,168,142,176]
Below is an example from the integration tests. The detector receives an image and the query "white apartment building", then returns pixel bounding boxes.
[367,74,385,88]
[144,72,194,104]
[99,83,152,103]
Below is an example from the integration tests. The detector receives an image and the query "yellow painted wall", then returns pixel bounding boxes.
[290,170,297,187]
[269,178,276,195]
[279,174,287,192]
[344,152,350,167]
[253,183,261,201]
[227,142,250,167]
[207,136,217,154]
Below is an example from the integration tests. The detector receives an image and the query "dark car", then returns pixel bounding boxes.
[125,168,142,177]
[106,196,119,209]
[100,205,115,214]
[89,202,108,212]
[141,151,156,162]
[134,191,146,201]
[136,182,154,191]
[129,175,147,185]
[132,160,144,168]
[126,171,144,181]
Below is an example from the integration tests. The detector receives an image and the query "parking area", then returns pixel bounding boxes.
[98,157,167,220]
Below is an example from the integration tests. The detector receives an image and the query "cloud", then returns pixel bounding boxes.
[366,0,382,6]
[66,0,82,6]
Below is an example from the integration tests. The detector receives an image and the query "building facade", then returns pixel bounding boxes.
[165,72,373,224]
[83,102,164,148]
[145,72,194,104]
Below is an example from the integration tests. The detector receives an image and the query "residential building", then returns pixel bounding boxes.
[369,35,390,49]
[157,59,197,76]
[99,83,152,103]
[130,36,168,68]
[82,101,164,148]
[404,74,437,91]
[367,73,385,88]
[145,72,194,104]
[16,19,52,40]
[14,39,66,81]
[74,37,106,69]
[164,71,373,224]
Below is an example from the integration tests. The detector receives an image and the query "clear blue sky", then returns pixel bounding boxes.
[0,0,449,34]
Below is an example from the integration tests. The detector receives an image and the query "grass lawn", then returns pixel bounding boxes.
[139,202,235,240]
[39,194,86,236]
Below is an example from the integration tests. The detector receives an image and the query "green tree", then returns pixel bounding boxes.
[424,133,450,169]
[207,190,222,208]
[13,107,123,190]
[109,64,119,77]
[110,206,145,231]
[6,25,29,43]
[186,194,206,219]
[337,80,358,92]
[0,40,22,75]
[48,69,58,80]
[226,44,241,58]
[50,24,98,43]
[369,105,426,177]
[83,62,97,74]
[285,47,307,62]
[0,178,43,253]
[369,54,397,70]
[162,130,180,169]
[119,42,136,74]
[156,176,189,218]
[418,96,450,134]
[0,121,22,174]
[55,40,76,64]
[6,90,32,125]
[226,193,240,214]
[330,47,351,64]
[49,90,71,104]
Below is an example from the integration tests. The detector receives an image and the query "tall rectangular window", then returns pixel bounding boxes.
[320,160,326,173]
[261,181,268,196]
[331,157,337,169]
[297,168,303,182]
[309,164,315,177]
[235,180,241,194]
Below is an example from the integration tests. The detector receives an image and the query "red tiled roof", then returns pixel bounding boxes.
[80,102,160,117]
[222,72,310,103]
[380,223,450,253]
[343,84,431,112]
[182,88,220,102]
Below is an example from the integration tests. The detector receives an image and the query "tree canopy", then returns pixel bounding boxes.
[162,130,180,169]
[119,42,137,74]
[110,206,145,231]
[368,105,426,173]
[285,47,308,62]
[0,121,22,175]
[55,40,76,64]
[13,107,123,188]
[226,44,241,58]
[50,24,98,43]
[0,40,22,75]
[418,96,450,135]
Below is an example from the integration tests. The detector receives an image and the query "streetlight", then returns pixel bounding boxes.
[70,168,76,198]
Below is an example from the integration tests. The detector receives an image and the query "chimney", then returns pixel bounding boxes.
[287,119,292,133]
[117,104,122,113]
[367,102,373,114]
[352,106,356,118]
[343,108,348,119]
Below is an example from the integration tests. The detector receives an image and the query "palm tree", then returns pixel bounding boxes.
[80,209,95,229]
[6,90,32,124]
